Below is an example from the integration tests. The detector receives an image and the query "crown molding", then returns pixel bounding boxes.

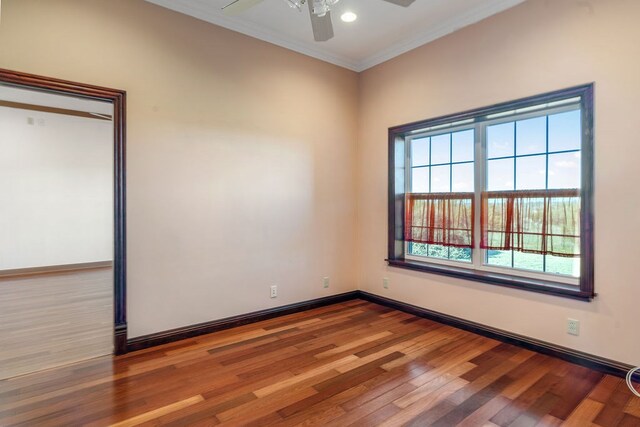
[358,0,526,71]
[145,0,525,73]
[145,0,361,71]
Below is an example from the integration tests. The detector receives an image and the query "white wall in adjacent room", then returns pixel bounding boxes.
[0,106,113,270]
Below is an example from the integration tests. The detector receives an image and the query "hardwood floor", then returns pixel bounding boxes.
[0,300,638,426]
[0,267,113,380]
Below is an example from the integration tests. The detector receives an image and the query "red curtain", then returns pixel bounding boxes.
[405,193,474,248]
[480,189,581,257]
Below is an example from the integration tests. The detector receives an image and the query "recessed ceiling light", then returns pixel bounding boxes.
[340,11,357,23]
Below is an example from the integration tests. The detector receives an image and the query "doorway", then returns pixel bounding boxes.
[0,69,127,379]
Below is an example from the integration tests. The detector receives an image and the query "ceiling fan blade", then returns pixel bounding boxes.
[222,0,264,15]
[308,1,334,42]
[382,0,415,6]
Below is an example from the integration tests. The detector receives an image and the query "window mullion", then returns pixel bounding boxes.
[472,123,484,270]
[405,137,412,257]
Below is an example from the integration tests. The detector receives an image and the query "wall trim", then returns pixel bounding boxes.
[0,261,113,280]
[144,0,525,72]
[0,68,127,357]
[115,325,128,355]
[126,291,359,352]
[123,289,637,382]
[144,0,360,71]
[357,0,526,71]
[0,100,112,121]
[357,291,637,381]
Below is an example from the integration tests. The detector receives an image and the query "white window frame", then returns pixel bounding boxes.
[403,102,582,287]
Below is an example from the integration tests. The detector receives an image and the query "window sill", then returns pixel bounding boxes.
[387,258,594,301]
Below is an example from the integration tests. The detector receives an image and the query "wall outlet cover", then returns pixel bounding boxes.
[567,318,580,336]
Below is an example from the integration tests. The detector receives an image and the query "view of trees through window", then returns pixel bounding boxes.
[407,105,581,278]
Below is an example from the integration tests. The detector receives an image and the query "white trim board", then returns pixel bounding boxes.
[145,0,525,72]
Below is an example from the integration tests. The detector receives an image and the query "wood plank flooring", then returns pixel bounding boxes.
[0,300,638,426]
[0,267,113,380]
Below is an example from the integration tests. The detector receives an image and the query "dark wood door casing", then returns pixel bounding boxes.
[0,68,128,355]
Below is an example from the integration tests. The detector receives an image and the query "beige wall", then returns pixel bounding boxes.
[2,0,638,366]
[0,0,359,338]
[357,0,640,365]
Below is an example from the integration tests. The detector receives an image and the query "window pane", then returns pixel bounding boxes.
[452,163,474,192]
[410,243,471,263]
[431,134,450,164]
[411,167,430,193]
[486,250,512,267]
[409,242,428,256]
[548,152,581,189]
[411,137,429,167]
[546,254,580,277]
[487,122,514,159]
[487,158,514,191]
[514,251,544,272]
[450,247,472,262]
[549,109,581,152]
[452,130,474,163]
[428,244,449,259]
[431,165,450,192]
[516,116,546,156]
[516,155,546,190]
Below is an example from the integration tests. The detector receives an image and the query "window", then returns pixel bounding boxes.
[388,85,594,300]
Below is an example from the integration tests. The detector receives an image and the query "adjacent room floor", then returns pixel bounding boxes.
[0,300,638,426]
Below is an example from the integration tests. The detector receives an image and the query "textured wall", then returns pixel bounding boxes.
[2,0,638,367]
[357,0,640,365]
[0,0,359,338]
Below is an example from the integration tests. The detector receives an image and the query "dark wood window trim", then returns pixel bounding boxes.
[0,68,128,353]
[388,84,595,301]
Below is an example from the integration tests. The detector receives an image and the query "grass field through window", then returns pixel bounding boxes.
[409,244,577,277]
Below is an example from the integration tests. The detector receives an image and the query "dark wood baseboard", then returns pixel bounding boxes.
[126,291,359,352]
[357,291,638,381]
[123,289,638,382]
[114,324,128,355]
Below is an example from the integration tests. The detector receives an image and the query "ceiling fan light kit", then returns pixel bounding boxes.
[340,11,357,23]
[223,0,415,42]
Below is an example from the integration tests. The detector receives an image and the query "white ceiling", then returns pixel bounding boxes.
[146,0,525,71]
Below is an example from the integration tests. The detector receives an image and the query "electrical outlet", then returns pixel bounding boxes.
[383,277,389,289]
[323,277,330,288]
[270,285,277,298]
[567,318,580,336]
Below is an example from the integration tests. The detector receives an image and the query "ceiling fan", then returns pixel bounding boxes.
[222,0,415,42]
